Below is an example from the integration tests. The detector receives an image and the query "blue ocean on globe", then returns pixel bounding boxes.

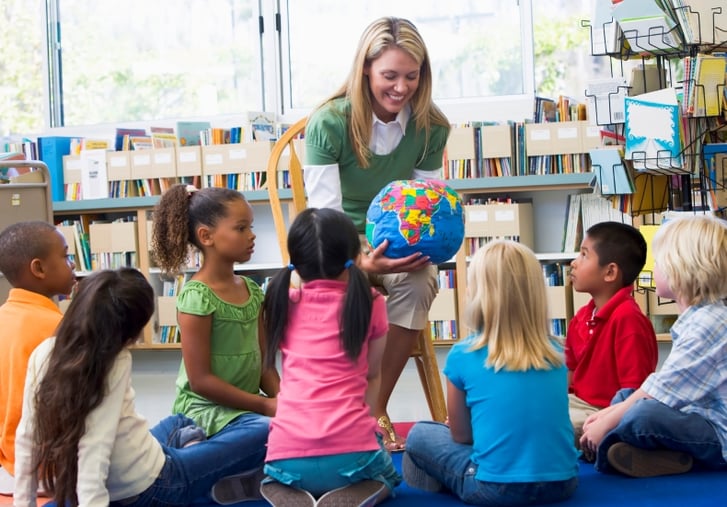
[365,179,465,265]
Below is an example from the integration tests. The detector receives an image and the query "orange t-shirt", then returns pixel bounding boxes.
[0,289,62,475]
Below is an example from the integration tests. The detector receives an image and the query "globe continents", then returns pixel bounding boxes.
[365,179,465,265]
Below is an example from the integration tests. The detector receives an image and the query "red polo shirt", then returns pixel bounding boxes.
[565,286,658,408]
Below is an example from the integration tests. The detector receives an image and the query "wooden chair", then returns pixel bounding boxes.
[266,117,447,422]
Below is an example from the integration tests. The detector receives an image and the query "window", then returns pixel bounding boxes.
[279,0,531,116]
[1,1,606,134]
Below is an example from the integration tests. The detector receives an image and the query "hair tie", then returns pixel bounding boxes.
[186,184,198,197]
[344,259,354,269]
[287,263,295,271]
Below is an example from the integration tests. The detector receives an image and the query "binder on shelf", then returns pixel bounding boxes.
[464,202,534,250]
[107,151,131,181]
[176,145,203,178]
[446,126,476,160]
[151,148,177,178]
[479,124,512,159]
[37,136,75,202]
[80,149,109,200]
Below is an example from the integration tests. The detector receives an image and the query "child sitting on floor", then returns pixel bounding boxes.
[0,221,75,495]
[260,208,400,507]
[567,221,658,451]
[14,268,278,506]
[581,215,727,477]
[404,240,578,505]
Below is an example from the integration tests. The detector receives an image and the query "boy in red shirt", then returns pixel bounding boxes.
[0,221,76,494]
[567,221,657,456]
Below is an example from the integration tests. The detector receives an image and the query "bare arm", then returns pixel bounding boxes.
[447,379,473,444]
[258,313,280,403]
[365,335,387,412]
[178,312,274,416]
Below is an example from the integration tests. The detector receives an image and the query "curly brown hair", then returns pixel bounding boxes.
[151,184,247,275]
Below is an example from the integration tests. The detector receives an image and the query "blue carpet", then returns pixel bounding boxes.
[193,454,727,506]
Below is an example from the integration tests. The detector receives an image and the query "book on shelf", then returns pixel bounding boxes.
[612,0,682,53]
[80,149,109,200]
[114,128,147,151]
[586,77,627,124]
[624,87,683,172]
[37,136,76,202]
[589,146,635,195]
[248,111,276,141]
[176,121,211,146]
[670,0,727,45]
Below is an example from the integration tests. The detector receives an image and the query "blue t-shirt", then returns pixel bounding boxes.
[444,336,578,483]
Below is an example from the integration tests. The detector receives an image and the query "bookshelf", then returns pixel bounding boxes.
[583,0,727,340]
[52,194,284,349]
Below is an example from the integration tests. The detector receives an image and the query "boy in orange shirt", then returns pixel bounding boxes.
[0,221,75,495]
[567,221,658,454]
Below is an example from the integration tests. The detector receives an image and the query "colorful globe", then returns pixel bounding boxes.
[365,179,465,265]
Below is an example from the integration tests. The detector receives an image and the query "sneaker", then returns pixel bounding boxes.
[607,442,693,478]
[259,481,315,507]
[401,452,443,493]
[211,466,265,505]
[316,480,386,507]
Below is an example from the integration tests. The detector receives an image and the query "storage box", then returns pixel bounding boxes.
[463,202,534,249]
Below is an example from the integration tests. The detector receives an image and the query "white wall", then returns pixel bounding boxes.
[132,342,673,426]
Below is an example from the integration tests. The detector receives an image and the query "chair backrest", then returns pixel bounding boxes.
[266,117,307,264]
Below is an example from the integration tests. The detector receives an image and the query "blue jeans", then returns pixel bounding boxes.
[264,434,401,497]
[406,421,577,506]
[122,413,270,506]
[595,388,727,473]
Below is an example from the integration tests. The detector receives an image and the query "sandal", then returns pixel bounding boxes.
[377,415,405,453]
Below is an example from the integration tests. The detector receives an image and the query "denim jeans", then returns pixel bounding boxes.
[406,421,578,506]
[595,388,727,473]
[44,413,270,507]
[264,434,401,497]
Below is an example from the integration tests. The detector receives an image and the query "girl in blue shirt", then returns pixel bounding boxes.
[404,240,579,505]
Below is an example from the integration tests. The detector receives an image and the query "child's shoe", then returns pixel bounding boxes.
[316,480,387,507]
[259,481,315,507]
[211,466,265,504]
[401,452,443,493]
[607,442,693,478]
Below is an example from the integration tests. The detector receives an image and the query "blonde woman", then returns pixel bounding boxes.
[403,240,579,505]
[304,16,451,451]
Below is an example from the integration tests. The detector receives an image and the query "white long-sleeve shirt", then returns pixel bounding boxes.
[14,338,165,507]
[304,105,442,211]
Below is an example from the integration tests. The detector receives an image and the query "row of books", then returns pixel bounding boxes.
[444,120,600,179]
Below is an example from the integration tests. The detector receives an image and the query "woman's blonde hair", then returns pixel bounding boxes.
[652,215,727,306]
[322,16,449,167]
[465,240,562,371]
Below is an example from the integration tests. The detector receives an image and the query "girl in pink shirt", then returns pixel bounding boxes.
[260,208,401,506]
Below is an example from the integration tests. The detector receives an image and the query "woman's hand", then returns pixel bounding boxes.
[360,239,431,274]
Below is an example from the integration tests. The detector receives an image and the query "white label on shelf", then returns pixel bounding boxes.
[557,127,578,139]
[133,154,151,166]
[109,156,126,167]
[494,210,515,222]
[586,126,600,138]
[229,149,248,160]
[530,128,550,141]
[154,152,172,164]
[205,154,223,165]
[468,210,489,222]
[179,151,197,163]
